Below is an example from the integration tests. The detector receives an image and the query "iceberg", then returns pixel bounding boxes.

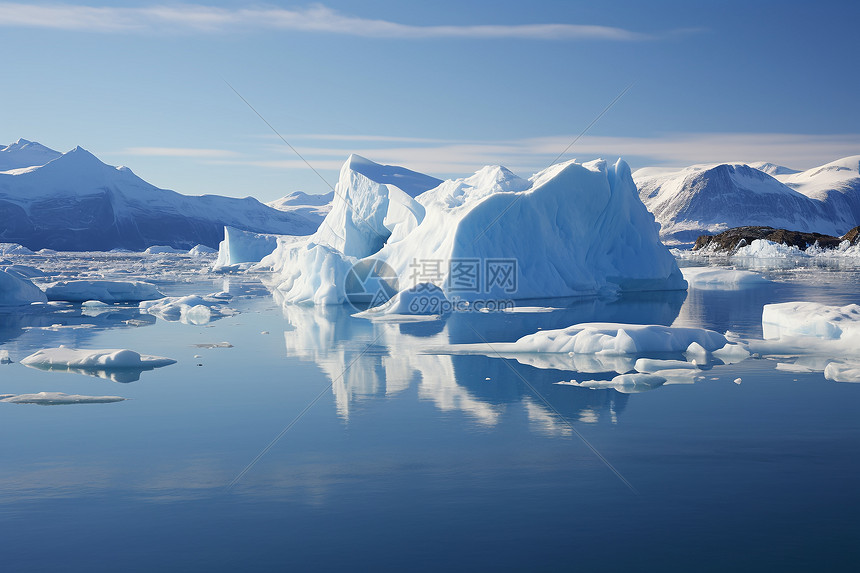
[0,268,48,306]
[269,155,685,306]
[44,280,164,303]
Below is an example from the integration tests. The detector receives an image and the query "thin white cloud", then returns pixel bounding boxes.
[0,2,657,40]
[122,146,240,158]
[211,132,860,176]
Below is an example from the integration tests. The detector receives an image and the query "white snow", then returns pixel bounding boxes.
[0,268,48,306]
[139,294,235,325]
[44,280,164,302]
[21,347,176,369]
[214,226,279,268]
[681,266,771,288]
[270,155,685,306]
[0,392,126,405]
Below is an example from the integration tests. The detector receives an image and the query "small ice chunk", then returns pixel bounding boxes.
[733,378,742,385]
[1,392,126,405]
[823,361,860,383]
[712,343,751,364]
[0,349,11,364]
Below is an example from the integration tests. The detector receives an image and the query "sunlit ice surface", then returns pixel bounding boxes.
[1,250,859,571]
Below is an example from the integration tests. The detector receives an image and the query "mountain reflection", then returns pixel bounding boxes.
[278,291,685,429]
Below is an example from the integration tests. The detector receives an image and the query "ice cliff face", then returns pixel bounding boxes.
[265,155,686,305]
[0,141,321,251]
[635,157,860,243]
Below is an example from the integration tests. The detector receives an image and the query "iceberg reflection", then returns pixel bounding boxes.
[279,290,686,428]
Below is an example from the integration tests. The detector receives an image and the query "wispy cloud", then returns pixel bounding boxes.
[0,2,660,40]
[122,146,240,158]
[211,132,860,176]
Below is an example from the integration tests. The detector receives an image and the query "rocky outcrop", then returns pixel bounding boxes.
[693,226,848,252]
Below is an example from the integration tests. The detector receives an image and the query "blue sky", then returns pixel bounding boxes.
[2,0,858,201]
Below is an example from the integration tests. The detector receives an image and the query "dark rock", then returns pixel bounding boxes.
[842,226,860,245]
[693,226,845,252]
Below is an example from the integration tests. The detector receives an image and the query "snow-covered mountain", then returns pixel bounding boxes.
[0,138,61,171]
[267,190,335,227]
[634,157,860,243]
[0,140,321,251]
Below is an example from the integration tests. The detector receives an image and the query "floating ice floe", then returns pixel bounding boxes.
[762,302,860,346]
[681,266,771,289]
[558,373,668,394]
[20,346,176,382]
[0,349,11,364]
[750,301,860,383]
[0,392,126,405]
[44,280,164,303]
[1,267,48,306]
[139,293,236,325]
[449,323,730,356]
[266,154,685,306]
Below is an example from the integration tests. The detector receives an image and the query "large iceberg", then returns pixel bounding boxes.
[266,155,686,306]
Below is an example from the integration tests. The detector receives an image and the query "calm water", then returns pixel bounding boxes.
[1,254,859,572]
